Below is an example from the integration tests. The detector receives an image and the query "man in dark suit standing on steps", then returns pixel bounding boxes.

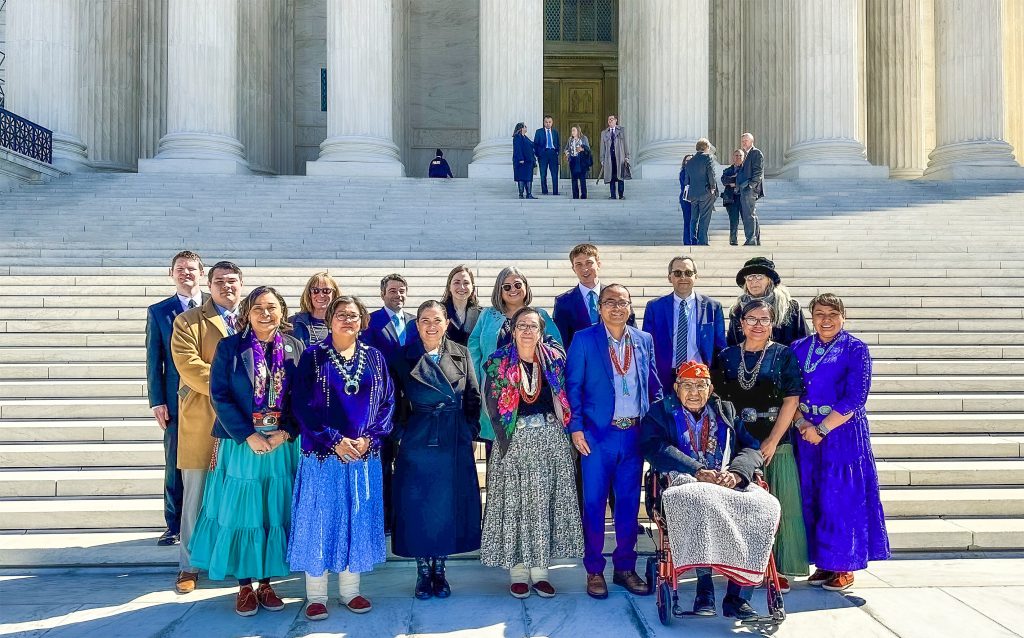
[683,138,719,246]
[534,115,561,195]
[145,250,209,547]
[737,132,765,246]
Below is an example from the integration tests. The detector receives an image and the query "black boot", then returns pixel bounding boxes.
[432,557,451,598]
[415,558,433,600]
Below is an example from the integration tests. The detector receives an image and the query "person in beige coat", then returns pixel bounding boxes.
[598,115,631,200]
[170,261,244,594]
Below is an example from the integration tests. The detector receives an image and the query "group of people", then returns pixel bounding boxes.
[513,115,630,200]
[146,245,889,622]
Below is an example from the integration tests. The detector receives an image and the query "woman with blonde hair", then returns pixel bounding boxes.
[290,272,341,347]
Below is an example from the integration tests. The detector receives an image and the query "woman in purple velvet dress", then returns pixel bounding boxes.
[791,293,889,592]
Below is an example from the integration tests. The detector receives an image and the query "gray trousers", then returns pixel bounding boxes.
[178,468,208,572]
[739,187,761,245]
[688,195,715,245]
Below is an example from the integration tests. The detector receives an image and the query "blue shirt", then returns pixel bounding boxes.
[214,302,238,335]
[606,326,641,419]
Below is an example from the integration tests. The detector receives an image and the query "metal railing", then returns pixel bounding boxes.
[0,107,53,164]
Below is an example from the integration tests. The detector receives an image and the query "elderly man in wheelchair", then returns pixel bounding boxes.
[639,361,782,623]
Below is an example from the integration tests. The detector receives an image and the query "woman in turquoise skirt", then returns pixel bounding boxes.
[188,286,304,617]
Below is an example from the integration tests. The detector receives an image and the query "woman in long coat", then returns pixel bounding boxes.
[599,114,630,199]
[391,300,482,600]
[513,122,537,199]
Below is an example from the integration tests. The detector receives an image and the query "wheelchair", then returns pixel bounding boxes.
[642,468,786,627]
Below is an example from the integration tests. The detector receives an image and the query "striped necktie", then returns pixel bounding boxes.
[187,299,197,309]
[673,298,689,367]
[587,290,599,324]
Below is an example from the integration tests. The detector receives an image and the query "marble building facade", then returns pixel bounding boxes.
[1,0,1023,179]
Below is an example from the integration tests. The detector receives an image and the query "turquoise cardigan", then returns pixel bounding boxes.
[467,306,563,440]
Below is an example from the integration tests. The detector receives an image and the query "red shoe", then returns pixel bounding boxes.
[777,576,791,594]
[510,582,530,599]
[304,602,329,621]
[532,581,556,598]
[235,585,259,617]
[256,583,285,611]
[345,595,373,614]
[822,571,854,591]
[807,568,833,587]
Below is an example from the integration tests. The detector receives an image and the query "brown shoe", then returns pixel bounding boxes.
[510,582,530,599]
[807,568,833,587]
[822,571,855,591]
[532,581,556,598]
[345,595,372,614]
[586,572,608,599]
[235,585,259,617]
[304,602,329,621]
[256,583,285,611]
[174,571,198,594]
[613,569,650,596]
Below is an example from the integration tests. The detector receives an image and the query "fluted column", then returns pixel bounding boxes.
[617,0,641,159]
[866,0,928,178]
[780,0,887,179]
[138,0,167,160]
[710,0,745,162]
[633,0,709,178]
[746,0,792,176]
[924,0,1022,178]
[6,0,90,171]
[1006,0,1024,163]
[239,0,274,174]
[308,0,403,176]
[467,0,543,178]
[80,0,139,171]
[139,0,248,174]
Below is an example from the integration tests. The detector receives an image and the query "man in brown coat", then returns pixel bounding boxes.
[599,115,631,200]
[170,261,244,594]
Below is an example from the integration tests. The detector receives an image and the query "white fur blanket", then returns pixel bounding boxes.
[661,473,781,585]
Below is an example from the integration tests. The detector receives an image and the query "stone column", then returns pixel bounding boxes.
[924,0,1022,178]
[746,0,793,176]
[239,0,274,174]
[710,0,745,162]
[780,0,888,179]
[467,0,543,178]
[138,0,167,160]
[80,0,139,171]
[617,0,642,159]
[307,0,404,176]
[6,0,90,171]
[1005,0,1024,162]
[866,0,929,178]
[139,0,248,174]
[632,0,710,178]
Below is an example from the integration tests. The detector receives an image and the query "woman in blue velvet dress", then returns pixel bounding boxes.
[791,293,890,592]
[287,295,395,621]
[188,286,303,617]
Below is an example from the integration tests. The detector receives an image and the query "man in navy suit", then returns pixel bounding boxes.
[642,256,727,392]
[362,273,420,534]
[737,132,765,245]
[145,250,208,546]
[533,115,561,195]
[553,243,636,350]
[567,284,663,599]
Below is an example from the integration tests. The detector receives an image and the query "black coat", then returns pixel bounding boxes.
[390,339,483,557]
[512,133,536,182]
[444,301,482,346]
[726,299,810,347]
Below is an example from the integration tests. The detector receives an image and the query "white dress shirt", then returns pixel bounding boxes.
[672,291,700,364]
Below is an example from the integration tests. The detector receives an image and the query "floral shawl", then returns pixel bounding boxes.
[248,328,286,411]
[483,342,571,442]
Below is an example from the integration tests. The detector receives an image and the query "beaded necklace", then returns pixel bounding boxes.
[738,340,771,390]
[804,332,842,373]
[327,341,367,395]
[607,331,633,396]
[518,359,542,403]
[685,409,715,466]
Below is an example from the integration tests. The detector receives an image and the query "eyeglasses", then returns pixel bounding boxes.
[744,274,766,282]
[670,269,697,278]
[501,282,525,292]
[743,317,773,327]
[332,313,361,324]
[515,323,541,333]
[310,287,334,295]
[678,382,711,392]
[600,300,631,309]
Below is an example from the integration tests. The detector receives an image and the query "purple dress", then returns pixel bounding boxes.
[791,331,890,572]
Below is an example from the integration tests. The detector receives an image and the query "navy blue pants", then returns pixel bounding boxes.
[163,417,184,533]
[538,149,559,194]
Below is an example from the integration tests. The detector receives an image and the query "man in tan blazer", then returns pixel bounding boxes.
[170,261,244,594]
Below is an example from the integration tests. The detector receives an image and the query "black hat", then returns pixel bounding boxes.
[735,257,781,287]
[435,148,443,157]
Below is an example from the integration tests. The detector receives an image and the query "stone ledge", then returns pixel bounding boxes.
[0,149,66,191]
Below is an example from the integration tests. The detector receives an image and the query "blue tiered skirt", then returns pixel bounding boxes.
[188,430,299,581]
[287,453,386,576]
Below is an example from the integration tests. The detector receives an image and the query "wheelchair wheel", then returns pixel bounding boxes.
[657,581,672,626]
[767,578,786,624]
[644,556,658,596]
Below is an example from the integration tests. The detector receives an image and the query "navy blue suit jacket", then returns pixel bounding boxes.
[533,127,561,156]
[145,293,209,418]
[209,331,304,443]
[566,324,663,438]
[362,308,421,366]
[552,285,636,350]
[642,292,727,391]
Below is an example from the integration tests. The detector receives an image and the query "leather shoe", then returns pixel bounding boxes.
[532,581,556,598]
[174,571,198,594]
[157,530,179,546]
[510,582,530,599]
[722,595,757,621]
[256,583,284,611]
[345,595,372,614]
[432,558,451,598]
[304,602,329,621]
[235,585,258,617]
[612,570,650,596]
[692,590,716,617]
[586,572,608,599]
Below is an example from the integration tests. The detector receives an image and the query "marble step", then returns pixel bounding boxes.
[0,398,150,419]
[877,460,1024,486]
[0,420,158,442]
[0,498,165,530]
[0,380,146,398]
[0,443,165,468]
[0,363,145,379]
[867,394,1024,413]
[869,413,1024,434]
[880,488,1024,517]
[0,347,144,363]
[872,435,1024,459]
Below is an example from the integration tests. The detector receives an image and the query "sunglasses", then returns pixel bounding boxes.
[501,281,525,292]
[670,269,697,278]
